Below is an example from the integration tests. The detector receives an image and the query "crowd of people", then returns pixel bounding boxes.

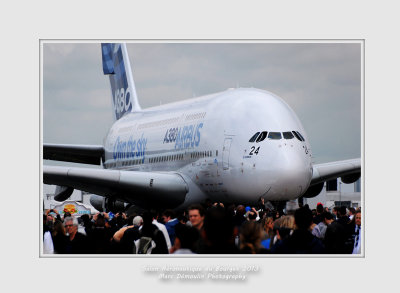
[43,199,362,255]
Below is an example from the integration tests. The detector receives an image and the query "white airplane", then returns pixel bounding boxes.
[43,43,361,212]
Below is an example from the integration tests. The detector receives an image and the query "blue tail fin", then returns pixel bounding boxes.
[101,43,141,120]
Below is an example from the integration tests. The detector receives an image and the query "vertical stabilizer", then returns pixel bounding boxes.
[101,43,141,120]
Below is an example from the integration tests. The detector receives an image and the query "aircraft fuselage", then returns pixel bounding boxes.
[103,88,313,207]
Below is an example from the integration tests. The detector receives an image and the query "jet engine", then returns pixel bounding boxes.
[301,182,324,198]
[89,194,126,213]
[53,185,74,201]
[341,172,361,184]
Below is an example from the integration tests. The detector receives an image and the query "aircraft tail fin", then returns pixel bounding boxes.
[101,43,141,120]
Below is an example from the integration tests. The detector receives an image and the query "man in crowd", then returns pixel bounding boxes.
[43,214,54,254]
[271,206,325,254]
[150,210,172,251]
[348,207,354,220]
[64,216,89,254]
[232,205,246,228]
[352,210,361,254]
[162,209,179,246]
[87,212,114,253]
[197,206,239,254]
[324,206,353,253]
[313,203,324,224]
[138,211,169,254]
[312,211,334,239]
[170,224,199,254]
[332,206,339,220]
[188,204,205,231]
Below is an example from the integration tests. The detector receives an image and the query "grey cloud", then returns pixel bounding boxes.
[43,42,361,164]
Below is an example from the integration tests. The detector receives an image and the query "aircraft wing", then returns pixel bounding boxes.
[43,166,188,208]
[310,158,361,186]
[43,144,104,165]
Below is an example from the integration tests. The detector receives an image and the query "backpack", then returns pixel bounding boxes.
[133,228,159,254]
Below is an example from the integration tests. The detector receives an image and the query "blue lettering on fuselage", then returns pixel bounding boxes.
[175,123,203,150]
[113,134,147,161]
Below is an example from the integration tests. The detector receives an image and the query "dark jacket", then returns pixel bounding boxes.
[52,233,68,254]
[120,226,140,254]
[271,229,325,254]
[87,227,114,254]
[324,216,353,254]
[313,214,324,225]
[121,224,169,254]
[164,218,179,246]
[65,232,89,254]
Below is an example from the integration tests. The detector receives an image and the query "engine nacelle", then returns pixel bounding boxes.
[54,186,74,202]
[341,173,360,184]
[302,182,324,198]
[89,194,126,213]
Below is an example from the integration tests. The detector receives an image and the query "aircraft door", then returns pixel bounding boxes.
[222,138,232,170]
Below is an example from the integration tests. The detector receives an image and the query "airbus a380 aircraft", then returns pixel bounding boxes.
[43,43,361,212]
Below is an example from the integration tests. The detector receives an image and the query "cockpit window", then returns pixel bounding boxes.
[296,131,305,141]
[249,132,260,143]
[256,131,268,142]
[292,131,304,141]
[283,131,294,139]
[268,132,282,140]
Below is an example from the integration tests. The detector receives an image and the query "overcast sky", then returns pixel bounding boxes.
[43,42,361,167]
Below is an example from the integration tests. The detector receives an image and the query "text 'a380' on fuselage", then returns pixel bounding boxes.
[102,88,313,205]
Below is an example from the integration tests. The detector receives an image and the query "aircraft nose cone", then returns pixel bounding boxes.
[274,150,311,198]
